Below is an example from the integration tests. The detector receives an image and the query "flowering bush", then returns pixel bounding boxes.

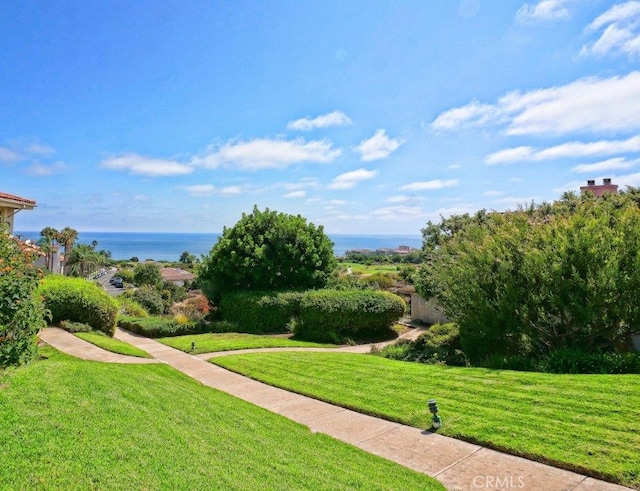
[0,226,47,367]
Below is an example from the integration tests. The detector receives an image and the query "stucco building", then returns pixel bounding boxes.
[0,191,36,234]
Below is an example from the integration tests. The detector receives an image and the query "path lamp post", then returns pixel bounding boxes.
[428,399,442,429]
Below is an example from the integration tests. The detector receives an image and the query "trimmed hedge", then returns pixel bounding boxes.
[118,316,200,338]
[220,291,303,334]
[38,276,118,336]
[294,290,406,343]
[118,316,239,338]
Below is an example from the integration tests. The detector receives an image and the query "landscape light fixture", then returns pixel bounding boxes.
[191,341,195,352]
[428,399,442,429]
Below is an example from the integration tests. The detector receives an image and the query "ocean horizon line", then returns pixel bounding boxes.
[15,230,423,262]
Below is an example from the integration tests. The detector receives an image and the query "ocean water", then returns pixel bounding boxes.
[16,231,423,262]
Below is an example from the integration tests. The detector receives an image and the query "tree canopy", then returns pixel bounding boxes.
[416,190,640,362]
[198,206,336,303]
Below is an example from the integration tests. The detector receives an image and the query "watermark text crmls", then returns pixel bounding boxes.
[472,475,526,489]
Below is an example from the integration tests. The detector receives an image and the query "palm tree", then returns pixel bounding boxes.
[39,227,59,271]
[57,227,78,274]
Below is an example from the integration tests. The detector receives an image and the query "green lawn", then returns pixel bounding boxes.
[213,351,640,489]
[0,347,443,490]
[157,332,336,354]
[337,262,402,275]
[74,331,152,358]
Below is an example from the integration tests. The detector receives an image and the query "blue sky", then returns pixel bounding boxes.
[2,1,640,234]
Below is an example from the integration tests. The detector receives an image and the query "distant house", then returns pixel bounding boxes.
[160,267,195,286]
[0,191,36,234]
[580,178,618,197]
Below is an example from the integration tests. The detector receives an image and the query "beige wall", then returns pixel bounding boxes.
[410,294,449,325]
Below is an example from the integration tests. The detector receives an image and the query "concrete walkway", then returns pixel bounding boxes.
[39,327,160,364]
[40,327,631,491]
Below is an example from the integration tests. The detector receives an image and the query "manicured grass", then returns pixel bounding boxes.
[338,262,401,275]
[157,332,337,354]
[213,352,640,489]
[74,331,152,358]
[0,347,443,490]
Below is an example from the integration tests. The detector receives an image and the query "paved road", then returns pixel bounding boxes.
[94,268,126,296]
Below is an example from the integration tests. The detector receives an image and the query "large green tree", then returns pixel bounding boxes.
[199,206,336,303]
[417,191,640,362]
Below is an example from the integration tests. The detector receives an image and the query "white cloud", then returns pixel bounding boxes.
[354,129,403,161]
[401,179,459,191]
[0,146,24,163]
[283,190,306,198]
[386,194,417,203]
[220,186,242,195]
[483,190,505,196]
[102,153,193,176]
[26,143,56,157]
[133,195,151,202]
[581,1,640,58]
[183,184,216,196]
[516,0,571,23]
[431,101,501,131]
[486,146,535,164]
[571,157,639,173]
[287,110,352,131]
[329,168,378,189]
[433,72,640,136]
[0,142,56,163]
[193,138,341,170]
[26,161,68,176]
[181,184,244,197]
[486,135,640,164]
[371,205,425,221]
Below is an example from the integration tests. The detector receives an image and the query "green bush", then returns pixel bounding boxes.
[0,228,47,367]
[115,269,134,284]
[131,286,165,315]
[544,349,640,374]
[38,276,118,336]
[376,323,468,366]
[118,316,200,338]
[59,320,93,333]
[220,291,303,333]
[362,273,396,289]
[115,296,150,317]
[294,290,405,343]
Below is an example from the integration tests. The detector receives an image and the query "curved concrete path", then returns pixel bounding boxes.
[38,327,160,364]
[40,327,632,491]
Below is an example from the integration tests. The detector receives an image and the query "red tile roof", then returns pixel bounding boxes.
[160,267,195,282]
[0,191,36,206]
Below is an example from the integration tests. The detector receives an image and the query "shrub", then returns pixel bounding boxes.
[294,290,406,343]
[115,269,135,284]
[361,273,396,289]
[544,349,640,374]
[118,316,201,338]
[198,206,336,304]
[169,293,211,323]
[59,320,93,333]
[220,291,303,333]
[133,262,162,286]
[375,323,468,366]
[0,229,47,367]
[115,296,150,317]
[38,275,118,336]
[131,286,165,315]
